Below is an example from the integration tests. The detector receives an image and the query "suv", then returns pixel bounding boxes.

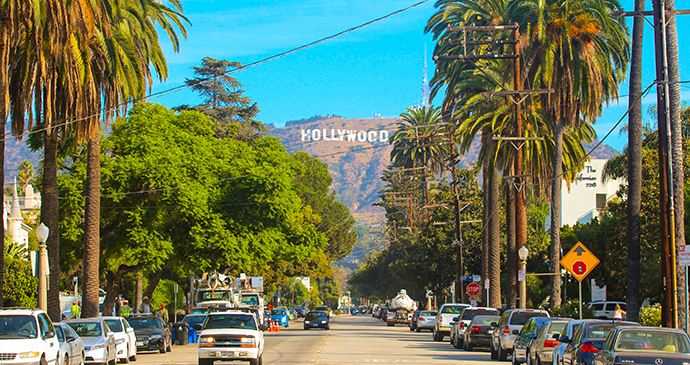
[196,311,267,365]
[588,301,626,319]
[433,303,470,342]
[0,307,60,365]
[490,308,550,361]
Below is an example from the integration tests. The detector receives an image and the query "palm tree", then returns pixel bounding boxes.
[515,0,630,310]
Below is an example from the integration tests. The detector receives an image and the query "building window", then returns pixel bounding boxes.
[596,194,607,210]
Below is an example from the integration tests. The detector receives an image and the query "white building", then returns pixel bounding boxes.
[296,276,311,291]
[546,159,623,230]
[3,182,39,252]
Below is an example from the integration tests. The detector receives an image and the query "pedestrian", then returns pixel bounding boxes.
[139,296,152,314]
[613,304,626,320]
[121,300,131,317]
[71,301,81,319]
[158,303,169,323]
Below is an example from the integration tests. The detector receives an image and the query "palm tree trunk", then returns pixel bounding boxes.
[549,120,564,311]
[135,272,143,314]
[666,0,685,330]
[481,130,490,307]
[42,131,61,320]
[489,163,501,307]
[625,0,645,323]
[82,137,101,318]
[0,23,8,308]
[506,167,517,309]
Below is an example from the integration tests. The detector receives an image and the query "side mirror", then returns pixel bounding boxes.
[452,317,459,322]
[512,330,520,335]
[491,322,498,328]
[193,324,203,331]
[559,335,570,343]
[44,331,55,339]
[552,333,560,340]
[259,324,269,331]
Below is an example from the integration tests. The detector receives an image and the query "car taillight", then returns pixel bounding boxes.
[459,322,465,330]
[470,326,481,333]
[544,340,559,348]
[504,326,510,335]
[580,344,600,353]
[418,318,425,321]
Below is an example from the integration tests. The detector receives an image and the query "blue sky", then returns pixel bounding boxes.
[151,0,689,152]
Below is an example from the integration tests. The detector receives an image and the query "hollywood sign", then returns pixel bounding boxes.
[301,128,390,143]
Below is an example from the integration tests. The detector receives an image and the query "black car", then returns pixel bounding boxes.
[128,315,173,353]
[462,315,500,351]
[303,311,330,330]
[594,327,690,365]
[561,320,640,365]
[409,310,422,332]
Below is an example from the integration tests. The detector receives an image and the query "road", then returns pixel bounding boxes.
[134,315,493,364]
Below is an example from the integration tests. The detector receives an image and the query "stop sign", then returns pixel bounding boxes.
[573,261,587,275]
[466,283,481,296]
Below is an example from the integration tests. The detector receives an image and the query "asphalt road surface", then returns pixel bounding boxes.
[134,315,493,364]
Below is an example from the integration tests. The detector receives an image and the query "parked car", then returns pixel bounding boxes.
[433,304,470,342]
[314,305,332,318]
[101,317,137,363]
[270,309,290,327]
[561,320,640,365]
[409,311,422,332]
[526,320,569,365]
[461,315,501,351]
[552,320,584,365]
[452,307,500,349]
[513,317,565,365]
[490,308,550,361]
[587,302,627,320]
[196,311,266,365]
[182,314,207,328]
[126,315,173,354]
[54,322,85,365]
[64,318,118,365]
[303,311,330,330]
[415,311,437,332]
[0,307,60,365]
[593,327,690,365]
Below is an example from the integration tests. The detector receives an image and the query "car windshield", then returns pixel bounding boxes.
[68,322,102,337]
[241,295,259,305]
[510,312,548,325]
[104,319,123,332]
[421,311,437,317]
[128,317,162,330]
[271,309,287,316]
[0,315,37,338]
[474,316,501,325]
[441,305,466,314]
[615,330,690,353]
[548,322,567,335]
[204,314,256,330]
[197,290,232,302]
[183,315,207,325]
[306,312,327,320]
[462,309,499,319]
[586,324,619,339]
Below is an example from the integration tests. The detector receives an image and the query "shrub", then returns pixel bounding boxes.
[333,310,340,316]
[551,299,596,319]
[639,303,661,327]
[3,255,37,307]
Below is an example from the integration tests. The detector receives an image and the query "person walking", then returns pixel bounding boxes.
[70,301,81,319]
[158,303,169,324]
[613,304,627,320]
[139,296,152,314]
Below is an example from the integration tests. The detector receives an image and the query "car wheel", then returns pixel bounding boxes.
[491,343,498,360]
[285,322,289,328]
[466,341,473,352]
[80,352,86,365]
[39,357,47,365]
[166,341,172,353]
[159,346,166,354]
[109,353,117,365]
[121,352,130,363]
[198,359,214,365]
[498,345,508,361]
[304,326,309,330]
[437,332,444,342]
[453,336,461,349]
[415,327,421,332]
[325,326,330,330]
[409,325,414,331]
[249,354,263,365]
[512,349,520,365]
[458,338,464,348]
[387,322,394,326]
[526,351,531,365]
[128,353,136,362]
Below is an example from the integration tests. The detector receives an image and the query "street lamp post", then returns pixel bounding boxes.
[35,223,50,311]
[518,246,529,309]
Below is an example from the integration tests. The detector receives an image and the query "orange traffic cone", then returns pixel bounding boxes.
[269,321,275,332]
[275,320,280,332]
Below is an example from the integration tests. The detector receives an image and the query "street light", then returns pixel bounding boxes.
[518,245,529,309]
[35,223,50,311]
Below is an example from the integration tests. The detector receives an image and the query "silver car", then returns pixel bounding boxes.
[415,311,437,332]
[490,309,550,361]
[55,323,85,365]
[552,320,583,365]
[528,320,570,365]
[65,319,117,365]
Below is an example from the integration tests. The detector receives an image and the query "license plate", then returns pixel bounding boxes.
[221,352,234,358]
[136,341,144,346]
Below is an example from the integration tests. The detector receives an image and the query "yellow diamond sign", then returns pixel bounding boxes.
[560,242,599,282]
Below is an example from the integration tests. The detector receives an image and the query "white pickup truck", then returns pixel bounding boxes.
[196,311,268,365]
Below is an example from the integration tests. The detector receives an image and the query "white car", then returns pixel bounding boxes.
[0,307,60,365]
[55,323,85,365]
[101,317,137,363]
[433,303,470,342]
[197,311,268,365]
